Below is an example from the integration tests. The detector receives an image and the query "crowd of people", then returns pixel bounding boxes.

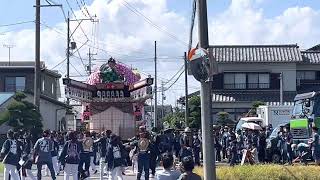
[0,126,202,180]
[1,123,320,180]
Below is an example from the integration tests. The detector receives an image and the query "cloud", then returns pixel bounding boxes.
[209,0,320,47]
[0,0,320,105]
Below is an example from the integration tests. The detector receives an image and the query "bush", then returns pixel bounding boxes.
[194,165,320,180]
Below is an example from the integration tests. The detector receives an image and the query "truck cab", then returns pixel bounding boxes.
[290,91,320,143]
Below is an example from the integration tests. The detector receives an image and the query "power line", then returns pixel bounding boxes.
[164,69,185,91]
[70,62,85,76]
[64,0,90,40]
[163,65,184,85]
[0,20,34,28]
[75,0,89,18]
[120,0,188,47]
[80,0,92,18]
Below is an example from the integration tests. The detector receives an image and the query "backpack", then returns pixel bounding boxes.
[66,142,80,162]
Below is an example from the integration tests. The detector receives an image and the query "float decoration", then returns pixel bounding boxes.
[63,58,153,138]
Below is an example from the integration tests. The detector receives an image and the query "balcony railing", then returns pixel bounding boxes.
[224,83,270,89]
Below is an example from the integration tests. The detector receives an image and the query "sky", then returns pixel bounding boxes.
[0,0,320,105]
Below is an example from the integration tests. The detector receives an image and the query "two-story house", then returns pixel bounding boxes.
[180,44,320,122]
[0,61,69,131]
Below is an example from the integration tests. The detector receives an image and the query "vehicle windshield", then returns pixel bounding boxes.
[292,99,313,116]
[235,119,245,132]
[269,126,280,138]
[292,100,303,115]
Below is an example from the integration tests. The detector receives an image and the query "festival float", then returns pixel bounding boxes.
[63,58,153,138]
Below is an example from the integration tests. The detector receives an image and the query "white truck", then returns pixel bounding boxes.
[257,105,293,128]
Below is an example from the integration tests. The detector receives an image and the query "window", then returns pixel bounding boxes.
[224,73,246,89]
[42,79,45,92]
[224,73,269,89]
[297,71,316,80]
[258,73,270,88]
[51,83,55,95]
[5,77,26,92]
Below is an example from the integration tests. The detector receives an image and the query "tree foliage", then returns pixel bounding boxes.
[188,95,201,129]
[250,101,266,115]
[162,107,184,129]
[0,92,43,137]
[216,112,235,126]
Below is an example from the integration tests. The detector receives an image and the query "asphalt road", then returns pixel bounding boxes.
[0,166,155,180]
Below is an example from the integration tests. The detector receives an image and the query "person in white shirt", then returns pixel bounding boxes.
[155,153,181,180]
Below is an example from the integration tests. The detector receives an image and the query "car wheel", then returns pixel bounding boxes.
[272,154,281,163]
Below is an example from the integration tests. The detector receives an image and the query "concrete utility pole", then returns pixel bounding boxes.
[161,81,165,119]
[184,52,189,126]
[154,41,158,128]
[88,48,97,74]
[197,0,215,179]
[66,11,70,105]
[34,0,41,109]
[280,72,283,105]
[3,44,15,66]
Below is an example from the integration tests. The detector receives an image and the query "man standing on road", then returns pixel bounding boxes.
[309,126,320,165]
[284,126,293,165]
[0,129,22,180]
[33,130,56,180]
[59,131,83,180]
[95,130,112,179]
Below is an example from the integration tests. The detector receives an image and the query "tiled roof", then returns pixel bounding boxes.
[301,51,320,64]
[210,44,302,63]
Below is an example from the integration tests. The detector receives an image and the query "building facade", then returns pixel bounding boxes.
[181,44,320,122]
[0,61,68,130]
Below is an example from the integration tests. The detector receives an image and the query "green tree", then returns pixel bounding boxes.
[0,92,43,137]
[249,101,266,115]
[162,107,184,129]
[216,112,235,126]
[188,95,201,129]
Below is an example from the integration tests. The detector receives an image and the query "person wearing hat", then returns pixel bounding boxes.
[309,126,320,165]
[179,128,193,162]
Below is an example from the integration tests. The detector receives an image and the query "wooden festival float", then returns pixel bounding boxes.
[63,58,153,138]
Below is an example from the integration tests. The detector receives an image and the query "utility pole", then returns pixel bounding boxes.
[154,41,158,128]
[34,0,41,109]
[66,11,70,105]
[161,81,165,119]
[88,48,92,74]
[88,48,97,74]
[197,0,215,179]
[184,52,189,126]
[3,44,15,66]
[280,72,283,105]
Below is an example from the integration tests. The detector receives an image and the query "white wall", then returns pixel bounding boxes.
[24,95,66,130]
[217,63,297,91]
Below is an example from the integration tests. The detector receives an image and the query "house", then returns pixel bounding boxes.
[180,44,320,122]
[0,61,69,131]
